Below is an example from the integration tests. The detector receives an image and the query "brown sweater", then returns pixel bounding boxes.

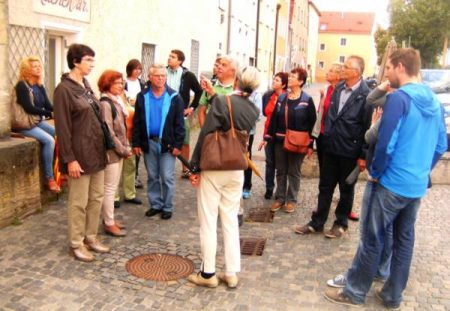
[100,94,130,164]
[53,74,106,175]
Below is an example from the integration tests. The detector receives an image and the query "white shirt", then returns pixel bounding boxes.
[126,78,142,101]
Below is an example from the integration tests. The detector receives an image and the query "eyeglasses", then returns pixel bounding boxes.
[81,57,95,63]
[151,74,166,78]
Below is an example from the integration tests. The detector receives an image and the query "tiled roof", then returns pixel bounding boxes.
[319,11,375,34]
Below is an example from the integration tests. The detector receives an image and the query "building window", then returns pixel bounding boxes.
[318,61,324,69]
[340,38,347,46]
[339,56,345,63]
[319,43,325,51]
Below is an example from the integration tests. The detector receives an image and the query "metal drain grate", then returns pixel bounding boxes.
[126,253,194,281]
[240,237,267,256]
[246,208,274,223]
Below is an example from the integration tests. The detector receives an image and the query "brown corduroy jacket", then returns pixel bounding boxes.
[53,74,106,175]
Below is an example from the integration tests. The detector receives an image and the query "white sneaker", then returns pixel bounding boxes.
[326,274,347,288]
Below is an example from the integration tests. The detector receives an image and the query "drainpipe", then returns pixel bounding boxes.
[255,0,261,67]
[272,4,281,74]
[226,0,233,54]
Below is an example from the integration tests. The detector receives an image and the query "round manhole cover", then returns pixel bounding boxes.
[126,253,194,281]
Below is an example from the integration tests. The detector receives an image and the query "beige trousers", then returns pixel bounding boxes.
[102,160,123,226]
[68,170,105,248]
[197,170,243,274]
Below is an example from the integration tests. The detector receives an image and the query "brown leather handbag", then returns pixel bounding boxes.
[10,82,40,130]
[199,96,249,171]
[283,104,310,154]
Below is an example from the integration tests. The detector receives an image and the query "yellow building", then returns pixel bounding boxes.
[315,12,376,82]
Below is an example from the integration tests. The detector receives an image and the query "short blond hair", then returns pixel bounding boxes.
[19,56,43,85]
[236,66,260,97]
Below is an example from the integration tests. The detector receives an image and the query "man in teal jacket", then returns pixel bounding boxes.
[132,64,185,220]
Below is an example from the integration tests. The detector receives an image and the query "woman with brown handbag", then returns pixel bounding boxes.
[261,67,316,214]
[12,56,60,193]
[187,64,260,289]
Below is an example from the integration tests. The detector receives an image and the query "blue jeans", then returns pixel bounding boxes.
[264,139,275,192]
[21,120,55,179]
[359,181,393,280]
[344,183,420,308]
[143,140,176,212]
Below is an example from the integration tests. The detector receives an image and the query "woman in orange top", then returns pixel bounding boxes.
[258,72,288,199]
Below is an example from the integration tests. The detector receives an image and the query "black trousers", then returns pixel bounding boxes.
[310,152,357,230]
[243,134,254,190]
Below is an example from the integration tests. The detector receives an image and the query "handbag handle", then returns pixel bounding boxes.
[226,95,236,138]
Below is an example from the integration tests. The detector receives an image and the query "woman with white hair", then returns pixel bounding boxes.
[187,65,260,289]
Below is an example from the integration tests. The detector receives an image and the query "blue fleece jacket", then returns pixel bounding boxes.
[370,83,447,198]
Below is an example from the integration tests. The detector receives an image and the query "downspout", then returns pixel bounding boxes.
[255,0,261,67]
[226,0,232,54]
[272,4,281,74]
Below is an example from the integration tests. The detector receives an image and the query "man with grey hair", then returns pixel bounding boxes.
[132,64,185,220]
[198,55,238,127]
[296,55,372,238]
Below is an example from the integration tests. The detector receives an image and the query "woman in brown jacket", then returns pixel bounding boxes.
[53,44,110,262]
[97,70,132,237]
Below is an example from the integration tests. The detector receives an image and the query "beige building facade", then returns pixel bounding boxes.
[315,12,376,82]
[307,0,320,83]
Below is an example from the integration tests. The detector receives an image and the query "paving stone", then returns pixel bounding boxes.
[0,115,449,311]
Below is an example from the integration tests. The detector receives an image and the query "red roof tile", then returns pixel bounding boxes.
[319,11,375,34]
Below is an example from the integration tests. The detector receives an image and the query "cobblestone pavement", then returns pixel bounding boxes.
[1,86,449,310]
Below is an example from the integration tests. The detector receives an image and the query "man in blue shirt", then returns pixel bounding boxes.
[325,48,448,309]
[132,64,185,220]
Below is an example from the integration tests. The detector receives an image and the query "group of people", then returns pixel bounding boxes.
[11,43,448,309]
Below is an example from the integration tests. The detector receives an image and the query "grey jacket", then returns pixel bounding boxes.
[190,94,260,170]
[364,88,387,144]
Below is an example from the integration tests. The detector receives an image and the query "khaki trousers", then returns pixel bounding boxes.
[102,160,122,226]
[197,170,243,274]
[68,170,104,248]
[115,155,136,201]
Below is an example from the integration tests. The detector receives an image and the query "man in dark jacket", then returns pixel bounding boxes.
[166,49,203,178]
[296,55,372,238]
[132,64,185,220]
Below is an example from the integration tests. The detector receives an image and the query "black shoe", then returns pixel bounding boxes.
[161,211,172,220]
[114,201,121,208]
[145,208,161,217]
[135,179,143,189]
[238,214,243,227]
[124,197,142,205]
[264,189,273,200]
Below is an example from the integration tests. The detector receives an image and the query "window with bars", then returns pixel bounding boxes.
[141,43,156,81]
[190,40,200,77]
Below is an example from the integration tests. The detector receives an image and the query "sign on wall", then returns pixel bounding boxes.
[33,0,91,23]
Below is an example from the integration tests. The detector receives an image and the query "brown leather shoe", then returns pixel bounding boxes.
[104,224,126,237]
[46,178,61,193]
[70,245,94,262]
[114,220,126,229]
[84,238,111,253]
[284,202,295,213]
[271,201,284,212]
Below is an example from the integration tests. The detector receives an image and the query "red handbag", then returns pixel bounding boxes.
[283,104,310,154]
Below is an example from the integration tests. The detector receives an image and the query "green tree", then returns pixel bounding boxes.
[389,0,450,68]
[374,27,390,65]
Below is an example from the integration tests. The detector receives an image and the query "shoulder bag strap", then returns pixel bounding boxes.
[226,95,236,138]
[284,95,289,131]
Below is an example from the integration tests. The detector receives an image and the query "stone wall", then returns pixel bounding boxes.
[0,0,10,138]
[0,137,41,228]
